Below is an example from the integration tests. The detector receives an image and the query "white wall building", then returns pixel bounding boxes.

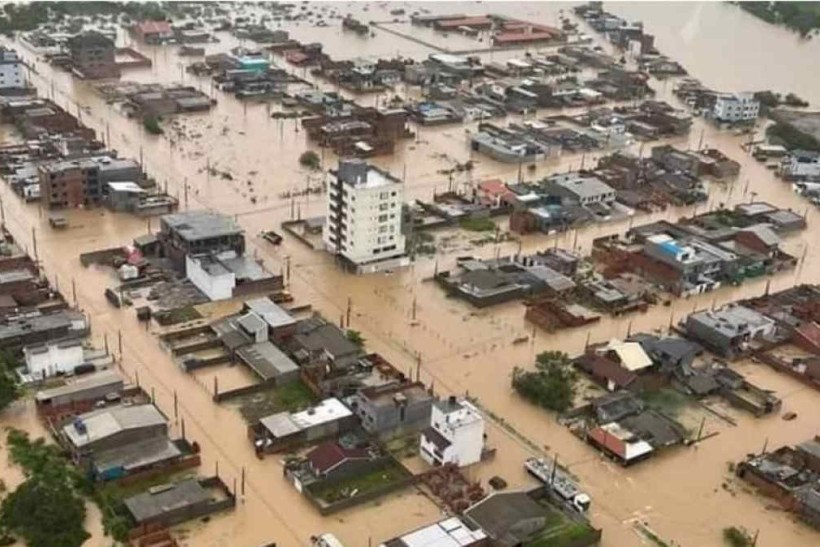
[548,172,617,206]
[781,150,820,180]
[379,516,487,547]
[24,340,85,379]
[323,159,408,273]
[713,92,759,123]
[0,48,25,90]
[420,397,485,467]
[186,253,236,300]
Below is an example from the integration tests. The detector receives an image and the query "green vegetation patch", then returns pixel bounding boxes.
[512,351,577,413]
[0,430,91,547]
[154,305,203,326]
[459,216,497,232]
[523,502,598,547]
[0,351,20,412]
[639,387,690,418]
[723,526,754,547]
[309,460,410,504]
[143,116,163,135]
[739,1,820,37]
[766,121,820,152]
[234,379,317,424]
[299,150,321,170]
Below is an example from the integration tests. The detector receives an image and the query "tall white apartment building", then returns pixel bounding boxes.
[323,158,408,274]
[420,397,485,467]
[0,47,25,90]
[712,92,759,123]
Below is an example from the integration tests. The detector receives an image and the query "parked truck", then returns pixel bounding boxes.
[524,457,591,513]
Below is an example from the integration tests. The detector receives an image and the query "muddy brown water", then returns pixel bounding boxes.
[1,2,819,546]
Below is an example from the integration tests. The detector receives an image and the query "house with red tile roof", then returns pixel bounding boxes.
[132,20,174,44]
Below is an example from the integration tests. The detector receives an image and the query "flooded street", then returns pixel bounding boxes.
[1,2,819,546]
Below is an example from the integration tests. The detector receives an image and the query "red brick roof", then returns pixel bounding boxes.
[436,16,493,30]
[795,322,820,354]
[493,32,559,45]
[135,20,172,36]
[576,354,637,389]
[306,441,369,475]
[478,179,509,195]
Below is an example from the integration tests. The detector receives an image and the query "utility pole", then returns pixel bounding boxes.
[117,330,123,358]
[346,297,352,327]
[31,227,38,263]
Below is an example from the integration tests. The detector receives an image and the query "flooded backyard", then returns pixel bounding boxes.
[0,2,819,546]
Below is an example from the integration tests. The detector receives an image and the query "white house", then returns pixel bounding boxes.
[186,252,237,301]
[548,172,617,206]
[420,397,485,467]
[379,517,487,547]
[0,47,25,90]
[712,92,759,123]
[24,340,85,379]
[781,149,820,180]
[323,159,408,274]
[185,250,271,301]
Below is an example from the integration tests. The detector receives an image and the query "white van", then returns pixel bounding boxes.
[311,534,344,547]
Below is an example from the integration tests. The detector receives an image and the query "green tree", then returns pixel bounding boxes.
[512,351,577,412]
[0,352,19,412]
[299,150,321,170]
[5,430,84,487]
[0,430,91,547]
[766,121,820,152]
[346,330,365,347]
[0,476,89,547]
[722,526,753,547]
[0,372,18,412]
[143,116,163,135]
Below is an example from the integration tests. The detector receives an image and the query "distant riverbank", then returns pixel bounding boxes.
[736,1,820,37]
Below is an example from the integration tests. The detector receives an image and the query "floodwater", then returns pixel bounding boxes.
[1,2,819,546]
